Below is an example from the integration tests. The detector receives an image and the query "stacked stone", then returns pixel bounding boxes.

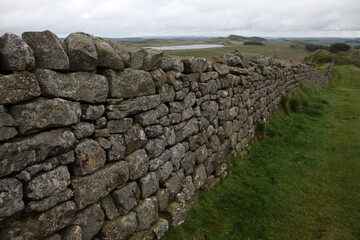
[0,30,328,240]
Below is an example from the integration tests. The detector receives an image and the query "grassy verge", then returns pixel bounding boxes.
[163,65,360,240]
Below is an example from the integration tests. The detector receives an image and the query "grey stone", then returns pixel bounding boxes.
[0,71,40,105]
[163,126,176,146]
[25,165,70,200]
[71,161,129,209]
[161,55,184,72]
[0,32,34,71]
[156,189,169,212]
[183,92,196,108]
[72,139,106,176]
[181,107,194,121]
[222,53,244,67]
[129,48,146,69]
[128,229,155,240]
[183,57,207,73]
[108,134,126,161]
[103,68,155,99]
[141,49,164,71]
[22,30,69,70]
[140,172,159,199]
[95,38,123,70]
[126,149,149,180]
[135,109,158,126]
[71,122,95,139]
[159,84,175,103]
[145,125,163,138]
[195,145,209,164]
[101,194,120,220]
[165,169,185,200]
[96,137,112,150]
[149,150,171,171]
[64,32,97,71]
[35,69,109,103]
[99,212,137,240]
[60,225,82,240]
[193,164,207,190]
[175,88,189,100]
[124,124,147,154]
[74,202,104,240]
[112,182,140,215]
[10,98,81,135]
[181,151,196,175]
[0,127,17,141]
[167,202,186,226]
[26,188,73,212]
[145,136,167,159]
[81,104,105,120]
[95,116,107,129]
[106,40,131,67]
[44,233,61,240]
[135,196,159,231]
[0,201,76,240]
[170,143,186,170]
[0,178,24,219]
[93,129,110,138]
[200,71,219,82]
[106,95,161,119]
[152,218,169,239]
[150,68,167,88]
[107,118,133,133]
[214,63,229,76]
[182,176,195,201]
[156,161,173,182]
[201,100,219,121]
[176,118,199,142]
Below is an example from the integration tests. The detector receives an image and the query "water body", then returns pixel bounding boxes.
[145,44,224,51]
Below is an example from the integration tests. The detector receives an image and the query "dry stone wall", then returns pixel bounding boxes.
[0,30,328,240]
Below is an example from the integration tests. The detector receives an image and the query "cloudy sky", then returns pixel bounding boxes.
[1,0,359,38]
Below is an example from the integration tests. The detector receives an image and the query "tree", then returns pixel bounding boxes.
[329,43,351,53]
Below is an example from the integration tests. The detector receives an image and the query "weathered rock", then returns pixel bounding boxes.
[0,128,76,177]
[140,172,159,199]
[22,30,69,70]
[201,100,219,121]
[95,116,107,129]
[152,218,169,239]
[183,57,207,73]
[108,134,126,161]
[72,139,106,176]
[181,151,196,175]
[192,164,207,190]
[35,69,109,103]
[106,95,161,119]
[141,49,164,71]
[0,71,40,105]
[95,38,124,70]
[135,196,159,231]
[10,98,81,135]
[150,68,167,88]
[24,165,70,200]
[159,84,175,103]
[165,169,185,200]
[107,118,133,133]
[71,122,95,139]
[195,145,209,164]
[71,161,129,209]
[64,32,97,71]
[145,125,163,138]
[99,212,137,240]
[125,149,149,181]
[156,161,173,182]
[163,126,176,146]
[145,136,167,159]
[0,33,35,71]
[74,202,104,240]
[26,188,73,213]
[0,126,17,141]
[176,118,199,142]
[149,150,171,171]
[101,194,120,220]
[103,68,155,99]
[81,104,105,120]
[112,182,140,215]
[0,178,24,219]
[106,40,131,67]
[135,109,158,126]
[43,233,62,240]
[0,201,76,240]
[156,189,169,212]
[166,202,186,226]
[96,137,111,150]
[182,176,195,201]
[60,225,82,240]
[128,229,155,240]
[129,48,147,69]
[161,55,184,72]
[214,63,230,76]
[124,124,147,154]
[170,143,186,170]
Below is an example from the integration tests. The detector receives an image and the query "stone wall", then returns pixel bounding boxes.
[0,31,328,240]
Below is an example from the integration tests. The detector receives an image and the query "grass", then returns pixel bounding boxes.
[163,65,360,240]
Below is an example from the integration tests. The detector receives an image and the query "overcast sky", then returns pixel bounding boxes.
[1,0,359,38]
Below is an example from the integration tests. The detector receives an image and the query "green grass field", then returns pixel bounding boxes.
[162,65,360,240]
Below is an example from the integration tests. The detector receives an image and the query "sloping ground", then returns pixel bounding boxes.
[163,65,360,239]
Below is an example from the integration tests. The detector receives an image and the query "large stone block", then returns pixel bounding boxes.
[10,98,81,135]
[0,128,77,177]
[26,188,73,213]
[140,172,159,199]
[81,104,105,120]
[0,32,34,71]
[125,149,149,180]
[71,161,129,209]
[35,69,109,103]
[201,100,219,121]
[124,124,147,155]
[64,32,97,71]
[135,196,159,231]
[0,72,40,105]
[60,225,82,240]
[108,134,126,161]
[112,182,140,215]
[192,164,207,190]
[145,136,167,159]
[101,194,120,220]
[72,139,106,175]
[22,30,69,70]
[95,38,124,70]
[182,57,207,73]
[0,178,24,219]
[152,218,169,240]
[161,55,184,72]
[107,118,133,133]
[167,202,186,226]
[103,68,155,99]
[25,165,70,200]
[0,201,76,240]
[74,202,104,240]
[165,169,184,200]
[99,212,137,240]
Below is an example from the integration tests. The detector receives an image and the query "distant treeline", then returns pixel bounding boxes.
[305,44,329,52]
[305,43,352,53]
[243,41,264,46]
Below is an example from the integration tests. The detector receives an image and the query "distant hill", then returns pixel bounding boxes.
[227,35,267,42]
